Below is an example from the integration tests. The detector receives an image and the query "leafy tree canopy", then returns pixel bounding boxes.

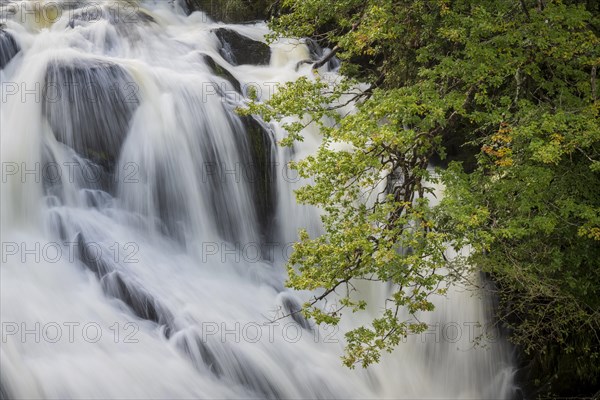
[244,0,600,395]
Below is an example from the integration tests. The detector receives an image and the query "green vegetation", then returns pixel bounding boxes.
[244,0,600,396]
[184,0,273,22]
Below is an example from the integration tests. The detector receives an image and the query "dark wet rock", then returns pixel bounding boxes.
[176,332,222,376]
[238,115,276,240]
[281,294,311,330]
[75,232,115,278]
[75,232,175,336]
[181,0,270,23]
[101,271,175,337]
[0,28,20,69]
[213,28,271,66]
[303,38,339,71]
[42,59,140,175]
[202,54,241,92]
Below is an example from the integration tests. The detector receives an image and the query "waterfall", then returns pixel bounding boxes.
[1,1,515,398]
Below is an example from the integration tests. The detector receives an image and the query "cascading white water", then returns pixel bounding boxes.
[1,1,516,398]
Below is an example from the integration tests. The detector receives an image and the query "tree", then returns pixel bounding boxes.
[244,0,600,394]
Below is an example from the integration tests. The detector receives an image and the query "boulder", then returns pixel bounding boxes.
[213,28,271,66]
[42,59,140,173]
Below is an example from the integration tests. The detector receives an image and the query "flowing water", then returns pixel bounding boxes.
[0,1,516,398]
